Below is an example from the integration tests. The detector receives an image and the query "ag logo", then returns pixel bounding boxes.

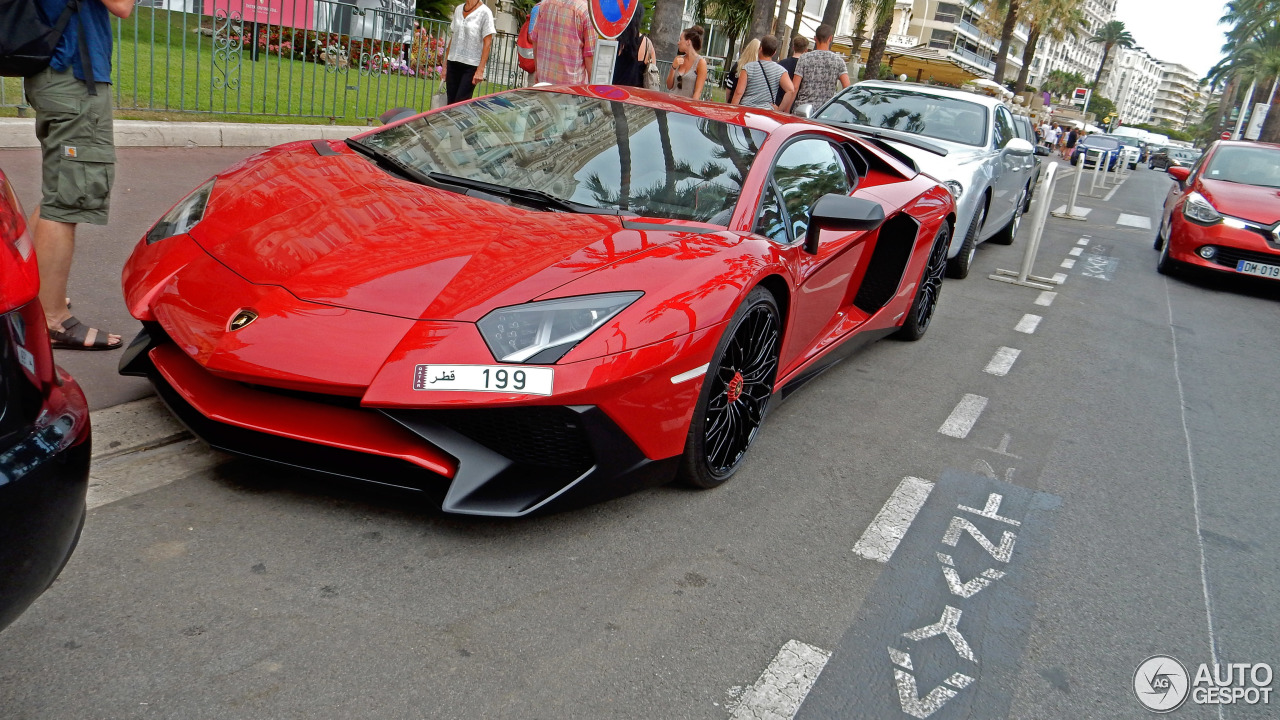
[228,309,258,331]
[1135,655,1190,712]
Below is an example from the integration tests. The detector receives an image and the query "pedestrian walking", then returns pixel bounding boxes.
[1043,122,1059,151]
[776,35,807,106]
[1064,126,1080,158]
[729,35,794,112]
[25,0,134,350]
[665,26,707,99]
[612,6,655,88]
[529,0,596,85]
[788,24,849,113]
[723,38,759,103]
[444,0,496,104]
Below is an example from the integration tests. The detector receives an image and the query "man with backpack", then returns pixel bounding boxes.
[20,0,133,349]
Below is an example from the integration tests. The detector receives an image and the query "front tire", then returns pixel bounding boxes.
[895,223,950,341]
[1157,226,1181,276]
[679,287,781,489]
[991,188,1026,245]
[947,202,985,279]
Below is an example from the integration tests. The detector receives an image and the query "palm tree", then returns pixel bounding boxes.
[820,0,844,30]
[1213,2,1280,141]
[848,0,873,74]
[698,0,754,73]
[1086,20,1135,115]
[1012,0,1085,96]
[1041,69,1086,99]
[863,0,898,81]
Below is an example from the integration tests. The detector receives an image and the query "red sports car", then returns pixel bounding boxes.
[1156,140,1280,281]
[120,86,955,517]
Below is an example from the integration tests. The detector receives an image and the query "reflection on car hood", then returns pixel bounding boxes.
[190,143,662,322]
[878,140,989,183]
[1199,178,1280,226]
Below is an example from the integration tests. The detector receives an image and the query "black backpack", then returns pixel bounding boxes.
[0,0,95,92]
[722,61,738,93]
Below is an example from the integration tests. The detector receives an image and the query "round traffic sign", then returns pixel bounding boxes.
[1221,131,1231,140]
[591,0,638,39]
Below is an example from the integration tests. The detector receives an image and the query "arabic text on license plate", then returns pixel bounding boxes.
[1237,259,1280,279]
[413,364,554,395]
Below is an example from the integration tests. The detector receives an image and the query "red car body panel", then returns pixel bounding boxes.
[1160,141,1280,278]
[120,86,955,515]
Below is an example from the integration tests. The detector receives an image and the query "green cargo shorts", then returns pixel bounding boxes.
[24,67,116,225]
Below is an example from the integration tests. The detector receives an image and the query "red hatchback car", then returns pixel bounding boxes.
[1155,140,1280,280]
[120,86,955,517]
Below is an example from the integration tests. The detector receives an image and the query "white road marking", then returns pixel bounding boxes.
[1051,272,1068,284]
[1162,276,1225,720]
[670,363,710,384]
[1076,238,1090,245]
[1053,205,1092,217]
[1060,258,1076,269]
[1035,291,1057,306]
[1014,314,1042,334]
[853,476,935,562]
[1068,247,1083,256]
[1103,179,1126,202]
[939,394,988,439]
[1116,213,1152,229]
[984,347,1021,377]
[730,640,832,720]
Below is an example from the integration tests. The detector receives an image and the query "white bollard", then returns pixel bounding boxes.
[1053,154,1088,220]
[990,162,1064,290]
[1091,149,1108,195]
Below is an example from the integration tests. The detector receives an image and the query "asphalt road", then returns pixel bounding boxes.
[0,146,265,410]
[1,161,1276,719]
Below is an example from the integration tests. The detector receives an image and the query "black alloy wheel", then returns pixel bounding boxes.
[895,223,951,341]
[680,287,781,489]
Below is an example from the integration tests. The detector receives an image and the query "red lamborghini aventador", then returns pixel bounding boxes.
[120,86,955,517]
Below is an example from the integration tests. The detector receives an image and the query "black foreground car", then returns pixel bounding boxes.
[0,169,91,632]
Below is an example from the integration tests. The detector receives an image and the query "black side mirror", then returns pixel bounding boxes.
[1034,145,1051,156]
[804,194,885,255]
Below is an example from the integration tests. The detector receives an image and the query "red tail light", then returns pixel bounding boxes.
[0,170,40,315]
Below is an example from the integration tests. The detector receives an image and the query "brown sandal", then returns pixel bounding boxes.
[48,316,123,351]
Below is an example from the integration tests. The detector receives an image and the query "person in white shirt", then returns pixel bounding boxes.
[444,0,496,104]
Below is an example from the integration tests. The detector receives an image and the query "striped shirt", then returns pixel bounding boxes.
[529,0,597,85]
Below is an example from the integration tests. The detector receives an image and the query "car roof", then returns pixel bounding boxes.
[527,84,806,135]
[853,80,1007,109]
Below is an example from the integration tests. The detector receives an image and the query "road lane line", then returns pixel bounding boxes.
[1035,291,1057,306]
[938,394,988,439]
[1014,314,1041,334]
[1076,238,1090,245]
[731,640,832,720]
[1103,179,1127,202]
[1116,213,1152,229]
[1051,272,1068,284]
[1068,247,1083,256]
[1162,276,1224,717]
[1060,258,1076,269]
[853,477,935,562]
[1053,205,1092,217]
[984,347,1021,377]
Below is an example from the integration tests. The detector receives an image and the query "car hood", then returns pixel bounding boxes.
[190,144,657,322]
[883,141,990,183]
[1199,177,1280,225]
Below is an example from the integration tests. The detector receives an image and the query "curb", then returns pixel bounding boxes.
[0,117,364,149]
[90,395,189,461]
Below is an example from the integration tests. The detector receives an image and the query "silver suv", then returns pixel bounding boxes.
[814,81,1037,278]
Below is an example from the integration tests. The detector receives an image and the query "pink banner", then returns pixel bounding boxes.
[205,0,317,31]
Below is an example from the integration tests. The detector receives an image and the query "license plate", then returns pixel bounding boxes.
[1236,259,1280,279]
[413,364,554,395]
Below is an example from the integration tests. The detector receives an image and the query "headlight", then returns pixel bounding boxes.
[943,180,964,200]
[145,179,215,244]
[1182,192,1221,225]
[477,292,642,363]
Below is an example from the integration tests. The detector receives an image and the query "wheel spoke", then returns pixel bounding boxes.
[702,301,781,475]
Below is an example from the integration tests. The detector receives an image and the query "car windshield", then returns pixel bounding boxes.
[1171,150,1199,161]
[1203,145,1280,188]
[356,90,766,224]
[1083,137,1120,150]
[816,87,989,147]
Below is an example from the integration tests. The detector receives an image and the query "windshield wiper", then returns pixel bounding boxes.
[427,172,622,215]
[345,138,449,190]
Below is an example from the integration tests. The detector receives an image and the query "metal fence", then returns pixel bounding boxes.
[1,0,530,123]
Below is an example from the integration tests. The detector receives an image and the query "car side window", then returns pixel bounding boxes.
[771,139,852,242]
[755,181,790,244]
[994,107,1015,148]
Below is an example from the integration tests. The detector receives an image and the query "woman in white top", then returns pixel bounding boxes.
[444,0,496,105]
[730,35,794,111]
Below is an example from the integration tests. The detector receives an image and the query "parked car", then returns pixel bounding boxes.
[1071,135,1122,171]
[1155,140,1280,281]
[0,169,92,632]
[119,85,956,517]
[1094,134,1142,169]
[814,81,1036,278]
[1149,146,1200,170]
[1012,114,1045,212]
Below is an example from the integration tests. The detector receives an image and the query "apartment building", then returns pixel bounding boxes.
[1098,45,1164,125]
[1151,62,1204,129]
[904,0,1028,79]
[1026,0,1117,92]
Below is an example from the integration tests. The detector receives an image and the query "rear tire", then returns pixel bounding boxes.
[895,223,950,341]
[678,287,781,489]
[947,202,985,279]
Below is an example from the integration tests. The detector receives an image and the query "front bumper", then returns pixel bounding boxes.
[1167,213,1280,280]
[120,327,680,516]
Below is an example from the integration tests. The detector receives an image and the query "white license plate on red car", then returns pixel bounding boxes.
[413,364,554,395]
[1236,260,1280,279]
